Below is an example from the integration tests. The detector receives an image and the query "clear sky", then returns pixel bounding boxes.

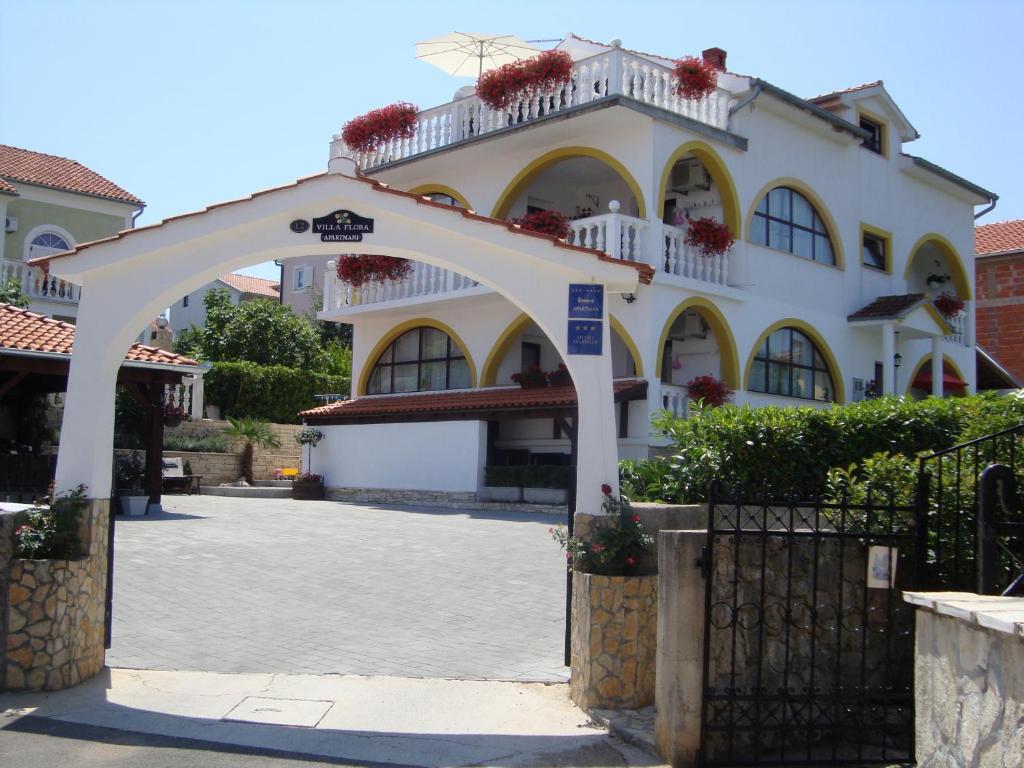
[3,0,1020,282]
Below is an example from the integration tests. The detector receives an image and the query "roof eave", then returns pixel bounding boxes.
[902,154,997,204]
[753,79,872,142]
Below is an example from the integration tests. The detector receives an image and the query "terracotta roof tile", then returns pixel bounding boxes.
[301,379,647,421]
[848,293,926,321]
[0,177,17,195]
[29,172,653,285]
[976,219,1024,256]
[219,273,281,298]
[0,144,144,206]
[0,303,197,366]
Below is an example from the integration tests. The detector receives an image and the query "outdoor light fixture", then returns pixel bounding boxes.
[622,293,637,304]
[894,351,902,368]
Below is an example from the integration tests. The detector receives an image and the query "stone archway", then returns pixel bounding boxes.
[41,161,648,518]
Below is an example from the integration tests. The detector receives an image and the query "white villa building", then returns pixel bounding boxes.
[298,35,996,502]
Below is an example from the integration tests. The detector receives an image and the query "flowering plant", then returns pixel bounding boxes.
[336,255,413,288]
[685,217,734,257]
[163,401,188,427]
[295,427,325,447]
[511,365,548,389]
[116,450,146,494]
[341,102,419,152]
[292,472,323,484]
[509,209,570,239]
[550,484,653,575]
[686,375,731,407]
[546,363,572,387]
[672,56,718,100]
[14,485,87,559]
[476,49,573,110]
[933,292,965,319]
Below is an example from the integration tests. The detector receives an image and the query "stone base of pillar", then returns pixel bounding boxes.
[2,499,109,692]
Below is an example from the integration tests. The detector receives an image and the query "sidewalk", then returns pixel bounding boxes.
[0,669,664,767]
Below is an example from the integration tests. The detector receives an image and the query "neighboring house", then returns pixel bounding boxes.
[0,144,144,321]
[170,272,280,336]
[296,35,996,501]
[278,256,332,318]
[975,219,1024,387]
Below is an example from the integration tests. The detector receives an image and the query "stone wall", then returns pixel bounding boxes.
[571,571,657,710]
[908,591,1024,767]
[2,500,109,692]
[326,487,478,507]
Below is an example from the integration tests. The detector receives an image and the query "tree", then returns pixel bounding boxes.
[0,277,29,308]
[186,289,328,369]
[222,416,282,483]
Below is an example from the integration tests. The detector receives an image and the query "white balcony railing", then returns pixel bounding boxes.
[323,259,480,312]
[663,223,729,285]
[1,260,79,305]
[566,212,648,262]
[332,49,733,171]
[944,309,968,346]
[661,383,690,420]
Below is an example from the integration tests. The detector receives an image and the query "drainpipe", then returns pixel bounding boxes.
[131,205,145,228]
[974,199,998,221]
[729,81,764,117]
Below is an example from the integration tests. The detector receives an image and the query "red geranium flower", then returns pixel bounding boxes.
[342,102,419,153]
[15,525,32,535]
[626,556,637,567]
[685,217,734,257]
[601,483,612,496]
[672,56,718,100]
[632,515,642,523]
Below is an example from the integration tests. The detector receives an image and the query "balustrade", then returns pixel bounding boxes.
[661,223,730,285]
[660,383,690,420]
[944,310,968,346]
[0,260,79,305]
[332,49,733,170]
[323,259,480,312]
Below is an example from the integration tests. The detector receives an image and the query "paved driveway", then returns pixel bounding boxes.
[106,496,569,682]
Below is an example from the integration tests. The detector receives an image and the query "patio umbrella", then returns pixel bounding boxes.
[416,32,541,78]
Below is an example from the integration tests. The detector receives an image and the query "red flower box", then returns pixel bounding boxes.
[685,375,731,408]
[336,255,413,288]
[933,292,965,319]
[341,102,419,153]
[684,217,734,257]
[509,209,571,239]
[673,56,718,100]
[546,363,572,387]
[476,49,573,110]
[511,365,548,389]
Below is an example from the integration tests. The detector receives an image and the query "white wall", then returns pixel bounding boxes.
[170,282,241,335]
[312,420,487,492]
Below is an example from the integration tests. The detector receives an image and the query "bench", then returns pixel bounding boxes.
[162,457,202,495]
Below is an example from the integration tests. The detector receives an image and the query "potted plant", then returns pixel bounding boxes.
[685,374,731,407]
[509,209,571,239]
[115,450,149,516]
[933,291,965,319]
[295,425,325,475]
[511,365,548,389]
[336,254,413,288]
[292,472,326,501]
[672,55,718,100]
[341,101,419,153]
[163,388,188,428]
[552,484,656,709]
[685,216,734,257]
[222,416,282,484]
[546,363,573,387]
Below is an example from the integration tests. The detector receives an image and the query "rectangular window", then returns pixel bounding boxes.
[860,116,884,154]
[521,342,541,372]
[182,294,189,307]
[293,266,310,291]
[863,232,887,270]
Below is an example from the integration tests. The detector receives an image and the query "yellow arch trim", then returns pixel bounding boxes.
[489,146,648,220]
[657,297,741,390]
[609,315,644,377]
[904,233,972,300]
[480,313,532,386]
[406,184,472,211]
[742,318,846,404]
[743,177,846,269]
[905,353,969,394]
[357,318,477,396]
[657,140,742,237]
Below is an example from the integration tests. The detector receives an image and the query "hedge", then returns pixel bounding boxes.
[204,361,348,424]
[623,392,1024,503]
[484,465,570,489]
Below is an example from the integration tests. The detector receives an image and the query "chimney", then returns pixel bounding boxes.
[702,47,727,72]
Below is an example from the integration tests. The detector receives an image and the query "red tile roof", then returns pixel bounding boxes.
[975,220,1024,257]
[219,273,281,298]
[0,177,17,195]
[0,144,144,206]
[301,379,648,421]
[0,304,197,366]
[848,293,926,321]
[28,172,653,285]
[808,81,883,103]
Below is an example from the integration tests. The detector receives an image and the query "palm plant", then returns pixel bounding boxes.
[222,416,282,483]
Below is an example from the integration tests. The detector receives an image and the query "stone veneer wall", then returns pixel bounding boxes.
[2,499,109,691]
[908,591,1024,767]
[571,572,657,710]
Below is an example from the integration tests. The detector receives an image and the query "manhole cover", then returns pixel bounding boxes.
[223,696,333,727]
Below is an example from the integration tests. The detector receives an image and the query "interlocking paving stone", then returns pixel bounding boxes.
[107,496,569,681]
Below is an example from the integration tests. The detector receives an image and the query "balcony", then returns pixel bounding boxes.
[323,259,483,313]
[944,309,969,347]
[1,260,79,306]
[331,49,734,171]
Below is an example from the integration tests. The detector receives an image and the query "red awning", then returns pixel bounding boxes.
[912,370,967,391]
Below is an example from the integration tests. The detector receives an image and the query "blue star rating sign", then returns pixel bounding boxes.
[567,284,604,355]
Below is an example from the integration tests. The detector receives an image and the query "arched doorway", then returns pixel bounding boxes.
[905,233,972,299]
[657,140,741,238]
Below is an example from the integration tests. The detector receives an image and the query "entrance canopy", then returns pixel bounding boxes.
[33,160,650,514]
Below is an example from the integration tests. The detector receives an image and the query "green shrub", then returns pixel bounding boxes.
[625,392,1024,503]
[163,432,230,453]
[204,361,348,424]
[484,465,570,489]
[14,486,87,559]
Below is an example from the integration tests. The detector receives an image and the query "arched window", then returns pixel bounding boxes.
[749,327,835,402]
[750,187,835,265]
[367,326,471,395]
[31,232,71,251]
[423,191,464,208]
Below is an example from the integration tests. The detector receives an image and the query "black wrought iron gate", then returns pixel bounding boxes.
[699,486,920,766]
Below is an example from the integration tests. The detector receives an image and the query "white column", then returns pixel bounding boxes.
[881,323,896,396]
[931,337,944,399]
[188,373,205,418]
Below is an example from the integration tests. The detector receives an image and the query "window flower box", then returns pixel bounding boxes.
[341,102,419,153]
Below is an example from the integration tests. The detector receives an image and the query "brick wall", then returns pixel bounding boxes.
[976,252,1024,383]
